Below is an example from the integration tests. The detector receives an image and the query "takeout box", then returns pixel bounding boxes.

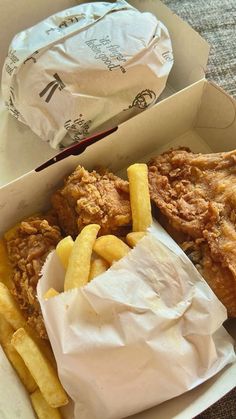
[0,0,209,187]
[0,1,236,418]
[0,78,236,419]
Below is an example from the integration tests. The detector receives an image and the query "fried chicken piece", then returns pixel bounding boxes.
[182,240,236,317]
[148,148,221,237]
[6,216,62,339]
[148,148,236,316]
[148,148,236,270]
[51,165,131,237]
[157,213,236,317]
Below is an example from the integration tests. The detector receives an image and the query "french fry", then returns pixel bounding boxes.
[89,255,109,281]
[56,236,74,269]
[127,163,152,232]
[25,326,58,372]
[126,232,146,247]
[94,235,130,264]
[0,315,37,393]
[0,239,13,288]
[64,224,100,291]
[11,328,68,408]
[0,282,27,330]
[30,389,62,419]
[44,288,59,300]
[0,281,56,369]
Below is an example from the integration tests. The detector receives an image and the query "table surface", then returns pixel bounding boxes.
[162,1,236,417]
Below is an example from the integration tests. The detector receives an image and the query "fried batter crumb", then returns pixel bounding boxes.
[6,216,61,340]
[51,165,131,237]
[148,148,236,317]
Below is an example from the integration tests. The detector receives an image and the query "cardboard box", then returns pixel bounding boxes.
[0,1,235,418]
[0,0,209,187]
[0,78,236,419]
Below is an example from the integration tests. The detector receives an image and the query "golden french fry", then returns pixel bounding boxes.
[126,232,146,247]
[118,236,127,243]
[30,389,62,419]
[0,282,26,330]
[94,235,130,264]
[11,328,68,408]
[0,315,37,393]
[0,282,56,369]
[0,239,13,288]
[127,163,152,232]
[25,327,57,372]
[56,236,74,270]
[89,255,109,281]
[64,224,100,291]
[44,288,59,300]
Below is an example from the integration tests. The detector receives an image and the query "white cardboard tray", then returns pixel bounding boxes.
[0,79,235,418]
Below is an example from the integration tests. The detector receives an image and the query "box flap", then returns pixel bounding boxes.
[195,82,236,152]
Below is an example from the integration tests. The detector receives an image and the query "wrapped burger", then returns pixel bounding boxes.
[1,0,173,149]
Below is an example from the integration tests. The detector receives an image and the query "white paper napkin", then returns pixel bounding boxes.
[37,221,235,419]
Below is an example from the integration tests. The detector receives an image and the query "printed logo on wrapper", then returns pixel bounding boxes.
[124,89,157,111]
[39,73,65,103]
[46,16,81,35]
[162,50,173,62]
[4,49,20,76]
[24,51,39,64]
[1,0,174,149]
[85,36,127,73]
[64,116,92,142]
[59,15,81,29]
[5,87,21,119]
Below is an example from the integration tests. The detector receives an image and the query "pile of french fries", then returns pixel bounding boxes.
[47,163,152,295]
[0,282,67,418]
[0,163,152,419]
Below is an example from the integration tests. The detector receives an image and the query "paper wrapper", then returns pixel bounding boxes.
[0,347,35,419]
[37,221,235,419]
[1,0,173,150]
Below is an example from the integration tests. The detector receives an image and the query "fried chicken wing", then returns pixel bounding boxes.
[148,148,236,316]
[5,216,61,339]
[52,166,131,237]
[182,239,236,317]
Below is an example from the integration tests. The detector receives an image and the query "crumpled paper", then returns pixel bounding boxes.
[1,0,173,149]
[37,221,235,419]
